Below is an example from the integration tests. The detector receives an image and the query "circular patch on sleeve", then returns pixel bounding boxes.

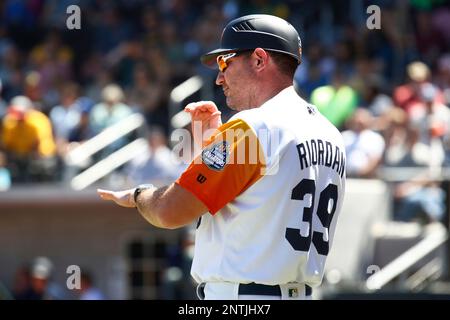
[201,141,230,171]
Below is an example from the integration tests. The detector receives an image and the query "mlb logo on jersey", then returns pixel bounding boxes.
[202,141,230,171]
[306,104,316,115]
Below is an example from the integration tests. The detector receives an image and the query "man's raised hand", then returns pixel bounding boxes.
[185,101,222,146]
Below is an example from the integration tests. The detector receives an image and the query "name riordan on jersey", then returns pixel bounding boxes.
[296,139,346,178]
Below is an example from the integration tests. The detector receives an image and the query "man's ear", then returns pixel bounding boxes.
[252,48,269,71]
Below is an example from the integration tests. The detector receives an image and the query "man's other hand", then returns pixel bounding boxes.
[97,188,136,208]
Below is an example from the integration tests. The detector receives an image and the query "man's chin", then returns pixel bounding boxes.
[225,98,241,110]
[226,97,248,111]
[225,97,237,110]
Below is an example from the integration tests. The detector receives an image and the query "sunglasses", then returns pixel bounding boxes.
[216,52,238,72]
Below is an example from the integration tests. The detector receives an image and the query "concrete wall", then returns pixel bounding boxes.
[0,186,183,299]
[325,179,392,283]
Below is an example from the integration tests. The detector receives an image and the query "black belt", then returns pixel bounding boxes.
[238,283,312,297]
[197,282,312,299]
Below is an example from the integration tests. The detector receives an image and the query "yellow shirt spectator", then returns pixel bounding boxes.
[2,113,39,157]
[1,110,56,158]
[27,109,57,157]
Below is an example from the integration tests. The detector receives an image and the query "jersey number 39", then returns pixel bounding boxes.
[285,179,338,256]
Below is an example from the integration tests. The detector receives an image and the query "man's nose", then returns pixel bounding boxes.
[215,72,224,86]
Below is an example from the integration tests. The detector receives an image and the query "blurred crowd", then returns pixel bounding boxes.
[0,0,449,225]
[0,256,105,300]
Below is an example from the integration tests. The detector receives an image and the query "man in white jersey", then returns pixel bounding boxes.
[97,14,346,300]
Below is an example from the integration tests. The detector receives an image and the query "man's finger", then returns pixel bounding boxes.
[205,103,219,112]
[185,101,218,113]
[97,189,116,201]
[185,101,202,112]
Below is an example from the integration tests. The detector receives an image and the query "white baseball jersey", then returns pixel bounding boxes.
[177,86,346,288]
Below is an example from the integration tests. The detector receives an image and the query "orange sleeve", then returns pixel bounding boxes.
[176,119,266,214]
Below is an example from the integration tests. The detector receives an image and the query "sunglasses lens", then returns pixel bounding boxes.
[217,57,227,72]
[216,52,237,72]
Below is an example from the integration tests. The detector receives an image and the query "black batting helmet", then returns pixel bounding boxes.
[201,14,302,68]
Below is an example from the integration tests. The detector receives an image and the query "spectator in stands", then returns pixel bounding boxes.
[12,265,33,300]
[387,86,448,224]
[414,11,448,66]
[310,69,358,130]
[1,96,57,182]
[93,5,133,54]
[89,84,133,157]
[0,44,24,102]
[381,103,447,225]
[393,61,445,115]
[28,30,73,109]
[381,107,422,167]
[127,63,163,116]
[359,74,394,117]
[342,108,385,178]
[29,256,66,300]
[124,126,183,187]
[0,96,37,182]
[107,39,144,88]
[409,83,450,167]
[82,58,114,103]
[394,177,445,224]
[14,257,65,300]
[394,61,428,112]
[68,97,94,144]
[49,83,82,155]
[293,43,332,100]
[90,84,132,135]
[78,271,105,300]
